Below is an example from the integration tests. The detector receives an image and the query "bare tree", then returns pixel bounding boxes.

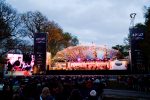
[21,11,63,56]
[0,0,21,56]
[21,11,79,57]
[21,11,49,39]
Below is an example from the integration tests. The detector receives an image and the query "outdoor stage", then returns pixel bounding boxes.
[46,70,131,75]
[4,71,32,77]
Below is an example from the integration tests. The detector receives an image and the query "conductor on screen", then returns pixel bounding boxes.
[13,57,21,71]
[7,59,13,71]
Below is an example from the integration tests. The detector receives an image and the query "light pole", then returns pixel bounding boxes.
[129,13,136,73]
[130,13,136,27]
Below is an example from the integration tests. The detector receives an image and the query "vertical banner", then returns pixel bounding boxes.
[129,27,145,73]
[34,33,47,74]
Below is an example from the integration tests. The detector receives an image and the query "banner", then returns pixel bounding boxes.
[34,33,47,73]
[129,27,145,72]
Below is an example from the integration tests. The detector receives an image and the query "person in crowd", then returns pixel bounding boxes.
[87,89,101,100]
[40,87,54,100]
[2,85,13,100]
[97,81,105,99]
[68,89,83,100]
[12,90,23,100]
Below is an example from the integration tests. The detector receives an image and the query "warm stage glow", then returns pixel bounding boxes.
[52,45,128,71]
[54,45,119,62]
[52,60,128,70]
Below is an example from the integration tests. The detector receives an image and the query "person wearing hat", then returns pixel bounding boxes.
[87,89,102,100]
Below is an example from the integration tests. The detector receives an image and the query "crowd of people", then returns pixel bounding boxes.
[0,75,106,100]
[0,74,149,100]
[116,75,150,92]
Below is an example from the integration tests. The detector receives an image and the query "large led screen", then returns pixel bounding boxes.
[4,54,34,76]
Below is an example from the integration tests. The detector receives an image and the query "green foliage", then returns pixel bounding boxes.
[140,6,150,63]
[62,32,79,48]
[112,44,129,58]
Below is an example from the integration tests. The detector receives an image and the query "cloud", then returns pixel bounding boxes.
[7,0,150,47]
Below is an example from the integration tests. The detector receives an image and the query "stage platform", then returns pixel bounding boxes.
[46,70,131,75]
[4,71,32,77]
